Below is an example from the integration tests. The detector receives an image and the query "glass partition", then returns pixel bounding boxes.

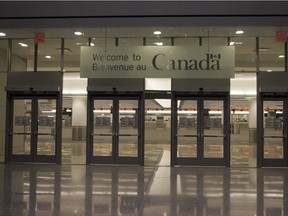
[37,39,61,71]
[118,38,143,46]
[201,37,228,46]
[174,37,199,46]
[64,38,88,72]
[146,37,173,46]
[259,37,285,72]
[232,37,257,72]
[11,39,34,71]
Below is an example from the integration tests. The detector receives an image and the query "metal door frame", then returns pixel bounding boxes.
[87,92,144,165]
[6,93,61,163]
[258,94,288,167]
[171,92,230,167]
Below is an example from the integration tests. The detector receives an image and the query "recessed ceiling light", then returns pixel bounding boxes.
[18,42,28,47]
[278,55,285,58]
[236,30,244,35]
[154,42,163,46]
[0,32,6,37]
[74,31,83,36]
[45,55,52,59]
[154,30,161,35]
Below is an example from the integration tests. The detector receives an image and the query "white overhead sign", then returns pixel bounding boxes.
[80,46,235,79]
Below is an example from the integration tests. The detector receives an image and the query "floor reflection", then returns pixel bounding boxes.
[0,164,288,216]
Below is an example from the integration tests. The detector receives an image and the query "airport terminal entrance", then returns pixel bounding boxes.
[87,93,144,165]
[5,72,62,164]
[259,96,288,167]
[258,73,288,167]
[172,92,230,166]
[6,95,61,163]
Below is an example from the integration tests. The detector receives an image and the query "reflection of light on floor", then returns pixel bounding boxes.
[158,150,171,166]
[148,166,171,195]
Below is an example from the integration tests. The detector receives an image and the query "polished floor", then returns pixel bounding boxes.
[0,164,287,216]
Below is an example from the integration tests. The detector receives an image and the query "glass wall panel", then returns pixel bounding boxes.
[37,39,61,71]
[118,38,143,46]
[91,37,115,47]
[201,37,228,47]
[64,38,88,72]
[145,99,171,166]
[230,97,252,167]
[146,38,173,46]
[0,40,7,71]
[259,37,285,72]
[174,37,199,46]
[231,37,257,72]
[11,39,34,71]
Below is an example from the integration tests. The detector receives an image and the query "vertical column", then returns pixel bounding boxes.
[248,97,257,167]
[0,39,8,162]
[71,96,87,164]
[0,72,7,161]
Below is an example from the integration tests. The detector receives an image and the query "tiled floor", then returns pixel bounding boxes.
[0,164,287,216]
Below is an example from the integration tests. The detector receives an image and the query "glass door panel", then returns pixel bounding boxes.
[12,99,32,155]
[203,100,224,159]
[93,99,113,157]
[263,101,284,159]
[204,137,224,158]
[118,100,139,158]
[89,96,142,164]
[8,96,60,163]
[173,95,228,166]
[37,99,56,156]
[177,99,198,158]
